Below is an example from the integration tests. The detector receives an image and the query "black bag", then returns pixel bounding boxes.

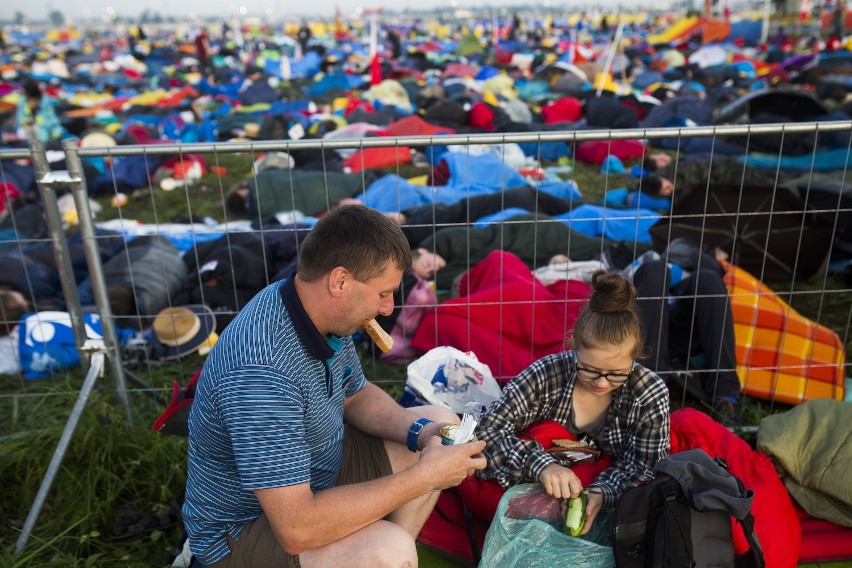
[613,449,765,568]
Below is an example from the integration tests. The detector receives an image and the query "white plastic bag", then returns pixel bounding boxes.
[403,346,502,414]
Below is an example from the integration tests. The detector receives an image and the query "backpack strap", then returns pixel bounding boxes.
[735,512,766,568]
[641,477,694,567]
[731,475,765,568]
[660,482,694,565]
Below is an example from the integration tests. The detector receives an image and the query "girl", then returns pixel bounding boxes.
[476,270,670,534]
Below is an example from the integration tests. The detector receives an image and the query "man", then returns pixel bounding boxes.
[183,205,486,567]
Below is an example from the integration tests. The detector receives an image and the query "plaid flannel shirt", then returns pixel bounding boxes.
[476,350,670,509]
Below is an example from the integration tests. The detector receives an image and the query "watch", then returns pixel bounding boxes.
[407,417,434,452]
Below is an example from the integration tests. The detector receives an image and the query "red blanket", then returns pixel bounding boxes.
[411,251,590,381]
[670,408,800,568]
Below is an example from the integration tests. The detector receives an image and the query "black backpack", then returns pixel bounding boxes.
[613,449,765,568]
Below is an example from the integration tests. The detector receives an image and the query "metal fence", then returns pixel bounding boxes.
[2,121,851,553]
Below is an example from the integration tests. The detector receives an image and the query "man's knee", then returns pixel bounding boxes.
[370,522,418,567]
[300,521,417,568]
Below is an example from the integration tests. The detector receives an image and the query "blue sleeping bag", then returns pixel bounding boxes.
[555,204,661,242]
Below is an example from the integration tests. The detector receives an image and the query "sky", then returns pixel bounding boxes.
[1,0,582,23]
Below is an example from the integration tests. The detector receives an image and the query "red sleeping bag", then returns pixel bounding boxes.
[343,146,412,172]
[669,408,800,568]
[411,251,590,381]
[574,139,648,165]
[796,501,852,563]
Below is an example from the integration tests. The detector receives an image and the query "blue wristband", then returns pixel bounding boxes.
[407,418,434,452]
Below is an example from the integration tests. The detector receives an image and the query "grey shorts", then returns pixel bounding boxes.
[210,424,392,568]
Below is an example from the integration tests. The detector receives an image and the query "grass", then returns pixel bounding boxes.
[0,377,188,567]
[3,148,850,565]
[97,152,254,224]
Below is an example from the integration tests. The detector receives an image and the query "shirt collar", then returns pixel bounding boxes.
[281,273,335,361]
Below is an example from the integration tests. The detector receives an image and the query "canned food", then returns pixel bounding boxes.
[440,424,477,446]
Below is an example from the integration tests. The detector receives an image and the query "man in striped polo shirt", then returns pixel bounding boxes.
[183,205,487,567]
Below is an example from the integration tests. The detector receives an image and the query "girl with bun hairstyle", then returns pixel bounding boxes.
[475,270,670,535]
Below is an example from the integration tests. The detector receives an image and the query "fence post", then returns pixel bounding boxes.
[29,140,90,367]
[14,344,106,556]
[61,139,133,425]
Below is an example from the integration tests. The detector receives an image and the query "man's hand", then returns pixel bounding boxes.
[417,437,487,491]
[539,463,583,500]
[416,420,452,451]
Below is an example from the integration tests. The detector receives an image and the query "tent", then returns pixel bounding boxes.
[712,88,830,124]
[798,179,852,237]
[648,185,834,282]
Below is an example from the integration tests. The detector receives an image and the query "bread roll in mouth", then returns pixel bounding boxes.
[361,318,394,352]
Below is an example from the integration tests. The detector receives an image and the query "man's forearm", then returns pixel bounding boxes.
[257,459,432,554]
[343,382,422,446]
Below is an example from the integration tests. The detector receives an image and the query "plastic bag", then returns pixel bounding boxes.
[402,346,502,414]
[479,483,615,568]
[18,311,104,379]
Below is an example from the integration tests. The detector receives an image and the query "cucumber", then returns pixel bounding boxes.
[564,490,588,536]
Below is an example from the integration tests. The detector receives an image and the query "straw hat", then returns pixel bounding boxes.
[243,123,260,138]
[79,131,117,148]
[149,305,216,360]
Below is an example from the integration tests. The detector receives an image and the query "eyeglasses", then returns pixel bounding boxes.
[572,352,635,386]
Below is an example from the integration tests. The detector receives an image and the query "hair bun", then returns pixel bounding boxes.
[588,270,636,313]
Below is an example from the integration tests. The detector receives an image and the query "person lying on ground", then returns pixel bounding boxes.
[183,204,486,567]
[372,247,445,365]
[639,152,796,199]
[623,239,742,425]
[385,186,580,249]
[420,211,611,290]
[475,270,669,537]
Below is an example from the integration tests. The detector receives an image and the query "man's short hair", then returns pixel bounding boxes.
[298,205,412,283]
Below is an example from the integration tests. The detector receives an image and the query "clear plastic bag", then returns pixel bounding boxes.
[479,483,615,568]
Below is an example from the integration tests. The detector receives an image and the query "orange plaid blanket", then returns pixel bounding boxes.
[723,262,846,405]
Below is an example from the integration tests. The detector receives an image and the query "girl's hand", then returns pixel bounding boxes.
[539,463,583,500]
[580,489,604,535]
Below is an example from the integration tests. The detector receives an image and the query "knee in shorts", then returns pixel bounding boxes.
[372,523,417,567]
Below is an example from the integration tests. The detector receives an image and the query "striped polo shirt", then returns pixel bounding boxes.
[182,277,366,565]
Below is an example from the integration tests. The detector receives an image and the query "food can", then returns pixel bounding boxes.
[440,424,476,446]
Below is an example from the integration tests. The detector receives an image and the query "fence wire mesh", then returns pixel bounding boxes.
[1,121,850,415]
[2,120,852,562]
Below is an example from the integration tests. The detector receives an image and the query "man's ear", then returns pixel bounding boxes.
[327,266,348,297]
